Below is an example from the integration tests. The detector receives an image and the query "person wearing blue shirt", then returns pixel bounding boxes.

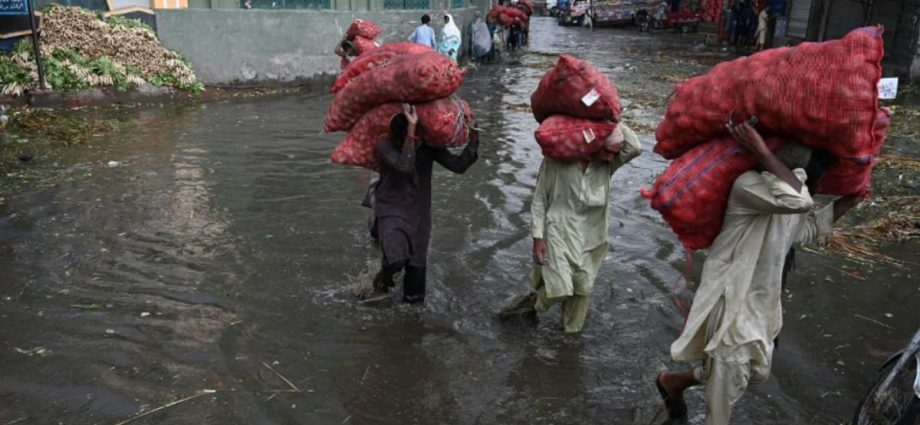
[408,14,437,49]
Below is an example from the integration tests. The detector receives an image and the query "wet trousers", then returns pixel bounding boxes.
[691,299,769,425]
[379,260,426,303]
[529,243,606,333]
[529,267,593,334]
[534,287,589,334]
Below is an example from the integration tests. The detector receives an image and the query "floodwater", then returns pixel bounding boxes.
[1,17,919,425]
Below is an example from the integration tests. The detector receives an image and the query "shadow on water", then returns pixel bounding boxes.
[0,17,917,425]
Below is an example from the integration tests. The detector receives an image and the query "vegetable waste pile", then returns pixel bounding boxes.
[0,6,202,96]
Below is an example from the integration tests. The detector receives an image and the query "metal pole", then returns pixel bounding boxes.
[26,0,45,90]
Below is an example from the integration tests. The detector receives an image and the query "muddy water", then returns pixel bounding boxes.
[1,18,918,425]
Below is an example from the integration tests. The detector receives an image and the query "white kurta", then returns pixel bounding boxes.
[755,9,768,45]
[671,169,834,379]
[530,124,642,299]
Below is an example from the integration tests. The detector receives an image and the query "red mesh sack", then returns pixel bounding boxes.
[534,115,618,160]
[519,0,534,15]
[331,43,433,93]
[488,5,509,20]
[330,98,474,169]
[346,19,382,40]
[816,107,890,196]
[487,5,500,20]
[531,55,621,123]
[324,52,464,132]
[655,26,885,160]
[330,136,377,169]
[417,97,473,148]
[331,104,401,169]
[351,36,379,56]
[641,137,782,250]
[490,5,529,26]
[506,6,529,22]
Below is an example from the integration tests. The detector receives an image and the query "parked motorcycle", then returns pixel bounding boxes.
[853,328,920,425]
[634,10,650,32]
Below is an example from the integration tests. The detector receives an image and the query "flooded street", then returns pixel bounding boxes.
[1,17,918,425]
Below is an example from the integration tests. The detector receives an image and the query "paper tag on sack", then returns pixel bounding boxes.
[878,78,898,100]
[581,89,600,107]
[582,128,596,144]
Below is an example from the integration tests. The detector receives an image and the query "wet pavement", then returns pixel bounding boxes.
[1,17,919,425]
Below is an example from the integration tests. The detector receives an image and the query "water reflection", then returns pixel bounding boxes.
[0,17,916,425]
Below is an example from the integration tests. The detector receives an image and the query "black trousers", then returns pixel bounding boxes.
[381,260,426,303]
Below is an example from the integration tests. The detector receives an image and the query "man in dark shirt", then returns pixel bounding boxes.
[372,104,479,303]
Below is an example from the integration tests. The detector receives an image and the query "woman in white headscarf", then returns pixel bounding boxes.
[438,14,462,63]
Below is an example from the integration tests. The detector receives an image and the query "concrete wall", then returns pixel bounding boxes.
[156,7,486,84]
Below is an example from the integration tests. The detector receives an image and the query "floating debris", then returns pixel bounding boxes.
[113,389,217,425]
[13,346,51,357]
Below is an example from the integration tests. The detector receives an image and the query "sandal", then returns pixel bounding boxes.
[498,292,537,319]
[656,371,688,420]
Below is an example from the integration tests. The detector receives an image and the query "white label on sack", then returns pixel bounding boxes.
[581,89,600,107]
[878,78,898,100]
[583,128,596,144]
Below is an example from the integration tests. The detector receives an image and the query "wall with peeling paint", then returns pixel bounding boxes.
[156,7,486,84]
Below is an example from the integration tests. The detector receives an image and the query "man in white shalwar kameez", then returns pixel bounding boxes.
[655,122,864,424]
[500,124,642,333]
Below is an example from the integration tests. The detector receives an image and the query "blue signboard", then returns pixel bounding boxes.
[0,0,30,15]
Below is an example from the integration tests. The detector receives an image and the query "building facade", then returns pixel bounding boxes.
[781,0,920,79]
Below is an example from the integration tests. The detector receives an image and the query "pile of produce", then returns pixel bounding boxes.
[326,39,471,169]
[530,55,620,161]
[644,26,888,250]
[0,5,202,96]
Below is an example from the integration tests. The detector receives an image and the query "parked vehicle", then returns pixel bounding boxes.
[557,0,588,26]
[557,0,656,27]
[657,9,701,33]
[590,0,655,27]
[853,329,920,425]
[551,0,569,18]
